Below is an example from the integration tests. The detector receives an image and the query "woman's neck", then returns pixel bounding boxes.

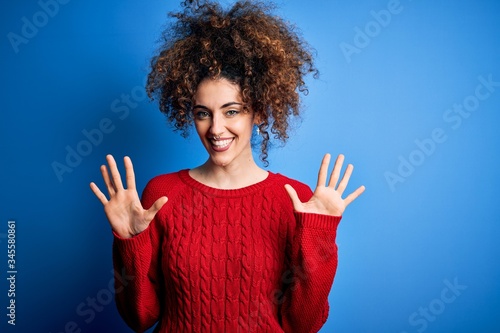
[189,159,268,190]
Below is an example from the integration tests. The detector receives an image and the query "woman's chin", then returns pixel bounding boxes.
[209,156,231,167]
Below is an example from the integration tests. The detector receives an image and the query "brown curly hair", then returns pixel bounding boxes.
[146,0,318,165]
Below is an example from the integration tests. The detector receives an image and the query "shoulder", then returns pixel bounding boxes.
[268,172,313,203]
[145,170,183,188]
[141,170,186,205]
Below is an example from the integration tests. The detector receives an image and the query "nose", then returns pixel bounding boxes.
[209,113,225,137]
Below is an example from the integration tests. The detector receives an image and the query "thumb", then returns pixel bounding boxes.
[145,196,168,221]
[284,184,303,212]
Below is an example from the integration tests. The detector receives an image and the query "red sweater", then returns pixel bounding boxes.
[112,169,341,333]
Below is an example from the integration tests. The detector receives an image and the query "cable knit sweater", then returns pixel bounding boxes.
[112,169,341,333]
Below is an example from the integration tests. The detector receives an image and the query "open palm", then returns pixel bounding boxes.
[89,155,168,238]
[285,154,365,216]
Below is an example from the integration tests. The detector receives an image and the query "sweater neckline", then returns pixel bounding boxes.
[178,169,276,197]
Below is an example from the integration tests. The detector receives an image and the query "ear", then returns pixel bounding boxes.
[253,111,263,125]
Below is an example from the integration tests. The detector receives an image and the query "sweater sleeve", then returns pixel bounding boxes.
[281,212,341,333]
[112,179,166,333]
[279,180,342,333]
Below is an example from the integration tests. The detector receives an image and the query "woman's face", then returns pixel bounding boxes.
[192,77,256,168]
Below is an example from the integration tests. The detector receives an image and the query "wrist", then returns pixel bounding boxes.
[113,226,143,239]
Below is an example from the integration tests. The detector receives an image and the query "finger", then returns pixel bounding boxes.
[336,164,353,195]
[344,185,366,207]
[107,154,124,190]
[144,196,169,222]
[101,164,116,196]
[284,184,304,212]
[316,154,331,188]
[328,154,344,188]
[124,156,136,190]
[89,182,109,205]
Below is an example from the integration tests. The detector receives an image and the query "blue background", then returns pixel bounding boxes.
[1,0,499,332]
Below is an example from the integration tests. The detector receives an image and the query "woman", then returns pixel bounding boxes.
[90,1,365,332]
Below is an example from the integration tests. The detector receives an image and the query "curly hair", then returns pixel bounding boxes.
[146,0,318,165]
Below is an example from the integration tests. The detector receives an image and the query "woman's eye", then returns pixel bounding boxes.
[195,111,210,119]
[226,110,239,116]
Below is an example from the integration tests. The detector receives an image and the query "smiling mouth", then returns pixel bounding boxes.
[210,138,234,151]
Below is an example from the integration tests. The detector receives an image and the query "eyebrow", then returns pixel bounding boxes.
[193,102,243,110]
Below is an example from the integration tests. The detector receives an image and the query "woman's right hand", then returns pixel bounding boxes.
[89,155,168,239]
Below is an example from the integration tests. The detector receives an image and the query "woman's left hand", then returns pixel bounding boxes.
[285,154,365,216]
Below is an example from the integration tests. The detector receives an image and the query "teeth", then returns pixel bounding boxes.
[212,138,232,147]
